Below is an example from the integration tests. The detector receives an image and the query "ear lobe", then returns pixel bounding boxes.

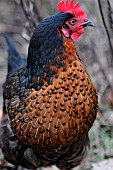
[61,27,70,38]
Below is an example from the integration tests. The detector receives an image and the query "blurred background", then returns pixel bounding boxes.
[0,0,113,169]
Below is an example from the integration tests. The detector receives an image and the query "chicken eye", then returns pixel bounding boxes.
[70,19,76,25]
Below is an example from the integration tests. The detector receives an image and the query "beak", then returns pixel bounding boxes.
[81,19,95,27]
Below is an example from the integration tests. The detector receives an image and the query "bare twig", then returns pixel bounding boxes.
[98,0,113,65]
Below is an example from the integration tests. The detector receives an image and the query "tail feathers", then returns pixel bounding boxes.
[2,33,27,76]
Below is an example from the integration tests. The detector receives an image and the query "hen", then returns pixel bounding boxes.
[0,0,98,170]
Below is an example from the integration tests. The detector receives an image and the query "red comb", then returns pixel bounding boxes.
[57,0,88,19]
